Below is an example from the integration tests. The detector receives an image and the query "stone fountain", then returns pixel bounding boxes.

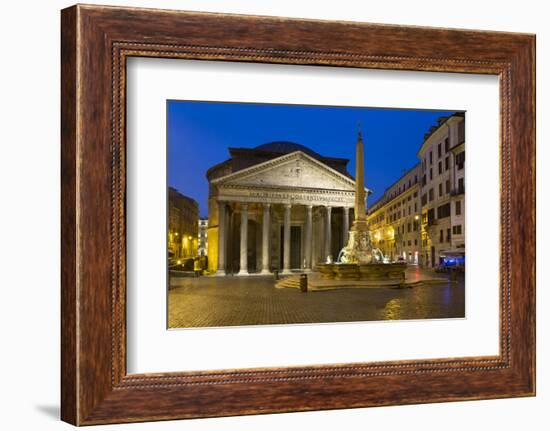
[315,129,407,287]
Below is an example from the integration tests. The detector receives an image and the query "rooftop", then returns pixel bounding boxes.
[206,140,352,180]
[253,141,322,158]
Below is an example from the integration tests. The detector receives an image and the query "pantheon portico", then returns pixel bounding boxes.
[206,142,369,275]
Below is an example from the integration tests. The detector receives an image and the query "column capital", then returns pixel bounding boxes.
[263,202,271,209]
[306,204,313,210]
[241,202,248,210]
[284,203,292,209]
[325,205,332,213]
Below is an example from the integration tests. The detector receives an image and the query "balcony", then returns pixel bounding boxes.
[450,187,465,196]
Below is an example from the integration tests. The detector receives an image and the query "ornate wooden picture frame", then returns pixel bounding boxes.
[61,4,535,425]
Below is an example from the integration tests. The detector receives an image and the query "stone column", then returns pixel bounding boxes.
[260,203,271,274]
[216,201,226,276]
[304,205,313,271]
[324,206,332,262]
[237,203,249,275]
[342,206,350,247]
[282,204,292,274]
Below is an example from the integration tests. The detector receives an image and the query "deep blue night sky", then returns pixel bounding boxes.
[167,101,455,217]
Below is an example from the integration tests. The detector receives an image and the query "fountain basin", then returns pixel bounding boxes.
[317,262,406,283]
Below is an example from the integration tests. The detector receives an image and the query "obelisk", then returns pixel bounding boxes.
[338,125,374,264]
[353,128,367,230]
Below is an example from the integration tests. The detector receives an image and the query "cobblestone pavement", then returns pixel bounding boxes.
[168,267,465,328]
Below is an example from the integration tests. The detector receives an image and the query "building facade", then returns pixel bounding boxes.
[418,114,465,268]
[367,113,465,268]
[368,164,422,263]
[168,187,199,261]
[206,141,368,275]
[450,139,465,253]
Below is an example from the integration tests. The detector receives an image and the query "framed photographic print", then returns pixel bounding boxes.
[163,101,465,330]
[61,4,535,425]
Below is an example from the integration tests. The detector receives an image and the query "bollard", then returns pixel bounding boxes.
[300,273,308,293]
[273,269,279,281]
[400,271,406,288]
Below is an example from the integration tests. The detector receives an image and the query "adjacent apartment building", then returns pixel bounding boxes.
[368,113,465,268]
[418,113,465,267]
[368,164,422,264]
[168,187,199,261]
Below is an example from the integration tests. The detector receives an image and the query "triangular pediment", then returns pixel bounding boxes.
[212,151,360,192]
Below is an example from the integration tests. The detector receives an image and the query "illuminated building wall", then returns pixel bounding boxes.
[168,187,199,261]
[368,164,422,263]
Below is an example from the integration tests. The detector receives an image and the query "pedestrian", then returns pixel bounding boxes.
[193,258,201,277]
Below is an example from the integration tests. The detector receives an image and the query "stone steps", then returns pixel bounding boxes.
[275,276,302,289]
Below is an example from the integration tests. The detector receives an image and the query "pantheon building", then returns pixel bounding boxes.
[206,141,369,275]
